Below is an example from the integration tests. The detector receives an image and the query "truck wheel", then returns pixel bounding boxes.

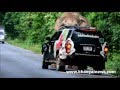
[42,52,49,69]
[56,55,65,71]
[78,65,87,71]
[93,61,105,71]
[2,41,4,44]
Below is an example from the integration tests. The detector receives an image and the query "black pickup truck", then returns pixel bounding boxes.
[42,26,108,71]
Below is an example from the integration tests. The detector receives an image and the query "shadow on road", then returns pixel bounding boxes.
[47,65,115,78]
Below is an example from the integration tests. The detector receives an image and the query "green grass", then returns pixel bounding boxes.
[105,52,120,77]
[6,39,42,54]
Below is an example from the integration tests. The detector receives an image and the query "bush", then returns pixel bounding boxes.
[106,52,120,77]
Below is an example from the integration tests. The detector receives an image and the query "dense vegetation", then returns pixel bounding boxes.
[1,12,120,76]
[0,12,6,25]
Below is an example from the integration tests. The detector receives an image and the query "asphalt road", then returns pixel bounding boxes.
[0,43,116,78]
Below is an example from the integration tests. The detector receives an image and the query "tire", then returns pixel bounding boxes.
[42,52,49,69]
[56,55,65,71]
[78,65,87,71]
[93,61,105,71]
[2,41,4,44]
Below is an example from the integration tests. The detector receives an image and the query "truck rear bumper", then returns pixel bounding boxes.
[62,52,107,64]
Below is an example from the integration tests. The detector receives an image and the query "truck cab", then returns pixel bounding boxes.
[0,26,6,44]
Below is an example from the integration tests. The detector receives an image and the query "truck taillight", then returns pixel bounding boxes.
[104,46,108,54]
[66,44,71,49]
[65,41,72,54]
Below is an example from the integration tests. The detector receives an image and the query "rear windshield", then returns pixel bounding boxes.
[71,31,101,46]
[0,32,4,35]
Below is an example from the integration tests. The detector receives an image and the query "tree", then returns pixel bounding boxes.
[2,12,120,51]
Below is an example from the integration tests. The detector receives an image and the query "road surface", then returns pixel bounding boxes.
[0,43,116,78]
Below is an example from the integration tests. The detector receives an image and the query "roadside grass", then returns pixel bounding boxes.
[6,39,120,77]
[105,52,120,77]
[6,39,42,54]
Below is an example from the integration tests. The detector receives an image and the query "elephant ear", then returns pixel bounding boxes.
[79,15,89,23]
[54,18,61,31]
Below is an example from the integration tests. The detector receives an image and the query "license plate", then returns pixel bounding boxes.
[83,46,92,51]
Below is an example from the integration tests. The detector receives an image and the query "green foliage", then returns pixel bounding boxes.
[0,12,6,25]
[3,12,62,44]
[7,38,41,54]
[3,12,120,51]
[106,52,120,77]
[85,12,120,51]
